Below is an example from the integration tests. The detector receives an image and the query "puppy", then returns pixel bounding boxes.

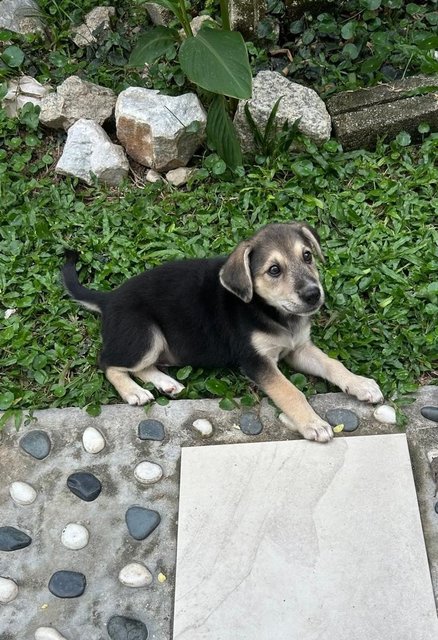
[62,222,383,443]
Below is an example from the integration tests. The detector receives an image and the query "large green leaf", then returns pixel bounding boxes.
[2,45,24,68]
[129,27,179,66]
[207,95,242,168]
[179,30,252,99]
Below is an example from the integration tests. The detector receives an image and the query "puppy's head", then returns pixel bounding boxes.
[219,222,325,316]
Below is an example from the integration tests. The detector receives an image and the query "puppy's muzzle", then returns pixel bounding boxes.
[300,285,321,306]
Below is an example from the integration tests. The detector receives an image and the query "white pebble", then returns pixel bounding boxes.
[35,628,68,640]
[4,308,17,319]
[134,461,163,485]
[373,404,397,424]
[82,426,105,453]
[118,562,153,587]
[192,418,213,437]
[9,481,37,505]
[61,523,89,550]
[0,576,18,603]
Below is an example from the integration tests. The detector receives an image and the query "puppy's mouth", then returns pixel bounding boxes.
[280,296,324,316]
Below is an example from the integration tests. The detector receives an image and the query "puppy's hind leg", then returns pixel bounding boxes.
[136,366,185,397]
[105,367,154,406]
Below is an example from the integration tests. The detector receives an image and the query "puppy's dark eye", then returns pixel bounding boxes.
[268,265,281,277]
[303,250,313,264]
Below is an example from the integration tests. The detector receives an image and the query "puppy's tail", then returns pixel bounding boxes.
[62,250,108,314]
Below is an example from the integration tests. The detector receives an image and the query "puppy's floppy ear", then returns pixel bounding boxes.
[300,223,325,263]
[219,241,253,303]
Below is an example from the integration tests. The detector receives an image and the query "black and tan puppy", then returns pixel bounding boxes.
[62,222,383,443]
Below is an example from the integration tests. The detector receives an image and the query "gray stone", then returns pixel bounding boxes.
[145,169,164,183]
[48,571,86,598]
[71,6,115,47]
[39,75,116,130]
[0,0,43,34]
[325,408,359,432]
[327,75,438,151]
[2,75,51,118]
[55,119,129,186]
[239,412,263,435]
[0,526,31,551]
[67,471,102,502]
[138,419,165,441]
[421,407,438,423]
[115,87,207,171]
[107,615,148,640]
[234,70,331,152]
[125,506,161,540]
[228,0,266,38]
[166,167,196,186]
[145,2,172,26]
[20,429,51,459]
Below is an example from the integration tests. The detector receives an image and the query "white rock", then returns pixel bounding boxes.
[2,75,52,117]
[71,6,115,47]
[39,75,116,130]
[145,2,172,26]
[4,307,17,319]
[192,418,213,437]
[115,87,207,171]
[61,523,89,550]
[146,169,164,183]
[179,15,216,39]
[35,628,68,640]
[234,70,331,152]
[134,461,163,485]
[118,562,153,587]
[82,426,105,453]
[55,119,129,186]
[9,481,37,505]
[166,167,196,187]
[373,404,397,425]
[0,576,18,603]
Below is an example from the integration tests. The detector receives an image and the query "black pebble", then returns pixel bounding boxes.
[107,615,148,640]
[326,408,359,432]
[19,430,51,459]
[138,419,165,441]
[48,570,86,598]
[125,506,161,540]
[67,472,102,502]
[240,413,263,435]
[421,406,438,423]
[435,502,438,515]
[0,526,32,551]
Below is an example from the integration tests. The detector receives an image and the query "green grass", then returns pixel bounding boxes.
[1,103,437,424]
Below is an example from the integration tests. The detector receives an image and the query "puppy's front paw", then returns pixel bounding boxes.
[345,375,383,404]
[125,388,154,406]
[279,413,333,443]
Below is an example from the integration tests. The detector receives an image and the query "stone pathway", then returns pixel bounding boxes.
[0,386,437,639]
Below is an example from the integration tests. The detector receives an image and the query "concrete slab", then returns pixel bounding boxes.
[173,435,438,640]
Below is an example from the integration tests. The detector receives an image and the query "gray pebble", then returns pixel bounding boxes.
[107,615,148,640]
[125,506,160,540]
[421,406,438,423]
[326,408,359,432]
[138,419,165,441]
[19,430,51,460]
[240,413,263,435]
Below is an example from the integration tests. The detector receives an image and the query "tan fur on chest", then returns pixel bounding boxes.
[251,321,311,362]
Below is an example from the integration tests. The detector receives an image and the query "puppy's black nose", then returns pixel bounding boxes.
[301,285,321,305]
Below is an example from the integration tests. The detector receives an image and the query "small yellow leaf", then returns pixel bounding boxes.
[158,572,167,583]
[41,603,48,609]
[333,423,344,433]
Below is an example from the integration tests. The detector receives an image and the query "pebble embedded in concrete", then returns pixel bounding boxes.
[138,419,165,441]
[67,471,102,502]
[421,406,438,423]
[0,526,32,551]
[125,506,161,540]
[373,404,396,424]
[9,481,37,505]
[61,523,90,550]
[134,461,163,485]
[192,418,213,437]
[118,562,153,587]
[240,413,263,435]
[0,576,18,603]
[107,615,149,640]
[326,408,359,432]
[82,426,105,453]
[35,627,68,640]
[48,570,86,598]
[19,430,51,459]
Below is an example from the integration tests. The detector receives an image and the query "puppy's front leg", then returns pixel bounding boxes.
[287,342,383,403]
[244,359,333,443]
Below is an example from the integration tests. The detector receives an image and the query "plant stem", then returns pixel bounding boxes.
[220,0,231,31]
[178,0,193,37]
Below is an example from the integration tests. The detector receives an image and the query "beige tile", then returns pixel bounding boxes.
[173,435,438,640]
